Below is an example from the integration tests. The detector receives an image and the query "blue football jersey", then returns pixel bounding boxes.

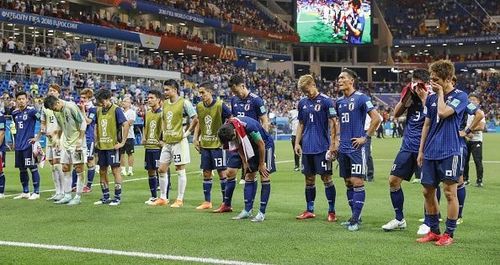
[336,91,375,153]
[401,93,425,153]
[230,93,266,121]
[0,113,6,152]
[239,116,273,149]
[423,89,468,160]
[297,93,336,154]
[85,107,97,143]
[459,101,479,146]
[12,106,40,151]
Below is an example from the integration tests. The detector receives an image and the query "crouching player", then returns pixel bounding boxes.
[218,117,275,222]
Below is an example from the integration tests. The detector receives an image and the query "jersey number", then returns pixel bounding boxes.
[321,161,330,170]
[351,164,362,174]
[173,154,181,163]
[18,121,24,129]
[412,111,421,121]
[214,158,223,167]
[309,113,314,122]
[341,113,350,123]
[237,112,245,117]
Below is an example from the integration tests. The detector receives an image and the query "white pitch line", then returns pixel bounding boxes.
[0,240,269,265]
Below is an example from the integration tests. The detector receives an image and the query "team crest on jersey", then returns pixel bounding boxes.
[314,104,321,111]
[22,114,27,120]
[348,102,355,111]
[244,104,250,111]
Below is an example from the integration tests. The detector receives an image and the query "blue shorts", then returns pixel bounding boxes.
[391,151,421,181]
[459,145,467,176]
[301,151,332,176]
[97,149,121,168]
[0,151,5,171]
[200,148,227,171]
[421,155,462,187]
[337,147,367,179]
[86,141,95,160]
[247,146,276,174]
[227,150,242,169]
[15,147,36,169]
[144,149,161,170]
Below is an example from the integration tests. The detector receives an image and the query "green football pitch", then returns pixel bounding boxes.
[297,12,372,44]
[0,135,499,264]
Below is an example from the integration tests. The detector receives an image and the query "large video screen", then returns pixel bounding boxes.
[295,0,372,44]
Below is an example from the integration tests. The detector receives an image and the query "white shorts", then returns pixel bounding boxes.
[159,138,190,166]
[46,146,61,160]
[60,148,88,165]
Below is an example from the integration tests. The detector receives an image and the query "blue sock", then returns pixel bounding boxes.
[0,173,5,194]
[305,184,316,213]
[424,213,430,227]
[148,175,157,198]
[259,180,271,214]
[203,179,213,202]
[429,214,441,234]
[220,178,227,201]
[436,187,442,220]
[71,169,77,189]
[346,186,354,214]
[224,179,236,206]
[20,169,29,193]
[251,180,258,205]
[457,184,466,218]
[87,166,96,188]
[114,183,122,201]
[101,182,110,200]
[324,181,336,213]
[445,218,457,237]
[166,169,171,199]
[244,181,255,212]
[30,168,40,194]
[351,186,366,224]
[390,187,405,221]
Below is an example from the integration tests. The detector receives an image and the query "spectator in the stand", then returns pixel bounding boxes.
[7,38,15,53]
[5,60,13,75]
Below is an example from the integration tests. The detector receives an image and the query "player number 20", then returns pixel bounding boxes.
[341,113,349,123]
[351,164,362,174]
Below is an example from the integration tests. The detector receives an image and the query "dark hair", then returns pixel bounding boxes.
[199,82,214,91]
[43,95,59,109]
[217,123,236,145]
[95,88,112,101]
[412,69,430,83]
[15,91,28,99]
[48,84,61,93]
[351,0,361,8]
[341,68,358,79]
[148,89,163,100]
[228,75,244,88]
[163,79,179,93]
